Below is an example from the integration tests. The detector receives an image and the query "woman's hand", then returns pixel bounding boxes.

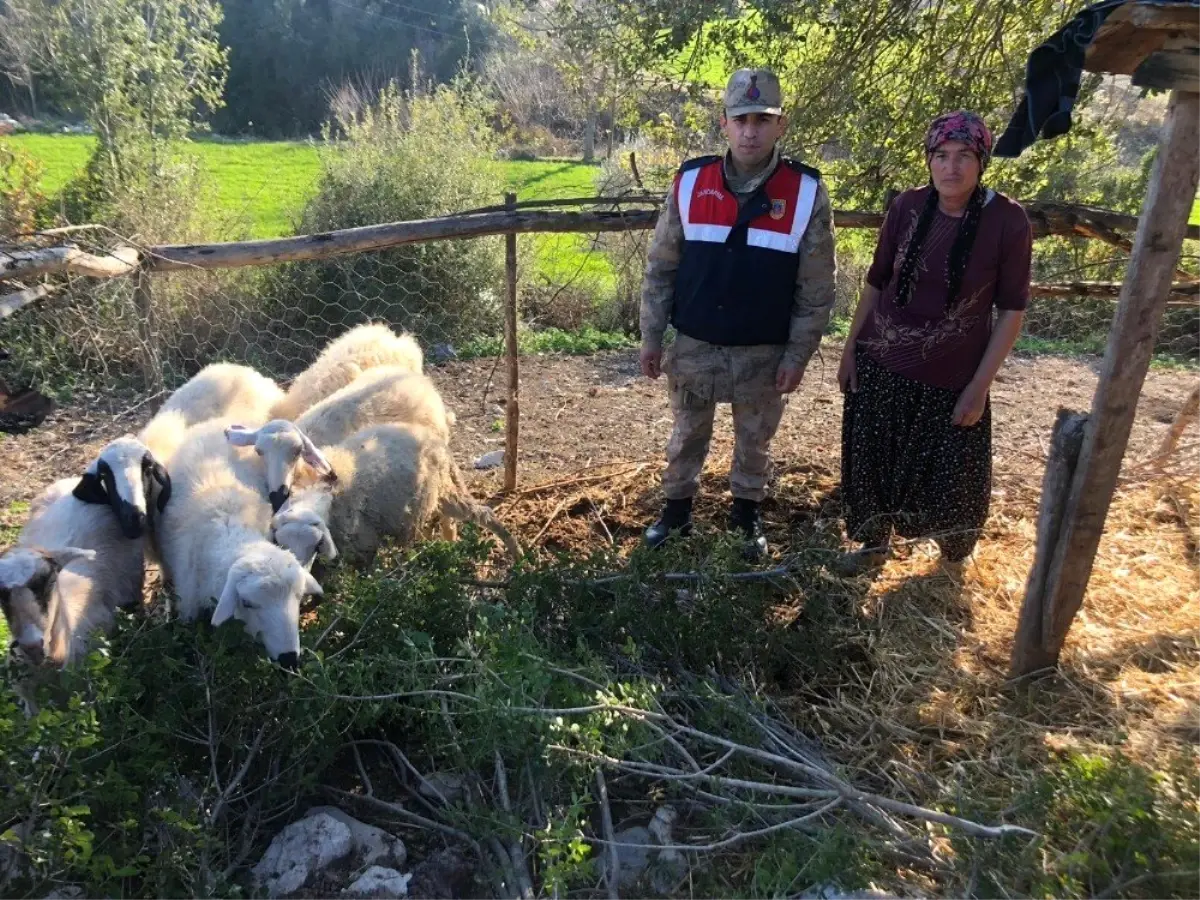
[952,379,989,427]
[837,347,858,393]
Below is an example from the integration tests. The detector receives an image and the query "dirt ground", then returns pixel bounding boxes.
[3,341,1194,527]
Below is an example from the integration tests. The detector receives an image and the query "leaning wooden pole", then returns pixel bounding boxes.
[503,192,520,494]
[1010,89,1200,677]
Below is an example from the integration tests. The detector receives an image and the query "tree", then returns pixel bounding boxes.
[49,0,228,189]
[0,0,58,116]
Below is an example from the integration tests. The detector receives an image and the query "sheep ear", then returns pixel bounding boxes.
[298,433,335,479]
[72,471,109,505]
[46,547,97,569]
[224,425,259,447]
[303,571,323,598]
[212,575,240,626]
[147,457,172,512]
[317,524,338,561]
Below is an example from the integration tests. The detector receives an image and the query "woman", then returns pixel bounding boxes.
[836,110,1031,573]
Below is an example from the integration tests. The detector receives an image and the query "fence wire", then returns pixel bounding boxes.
[2,190,1200,504]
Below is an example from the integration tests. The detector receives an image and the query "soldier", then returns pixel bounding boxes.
[639,67,837,559]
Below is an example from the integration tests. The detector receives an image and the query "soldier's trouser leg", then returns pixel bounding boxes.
[730,396,787,502]
[662,392,717,501]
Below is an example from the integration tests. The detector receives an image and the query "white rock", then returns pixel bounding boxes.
[304,807,406,871]
[473,449,505,470]
[44,888,84,900]
[252,812,353,898]
[612,826,652,889]
[342,866,412,898]
[801,884,896,900]
[416,771,467,805]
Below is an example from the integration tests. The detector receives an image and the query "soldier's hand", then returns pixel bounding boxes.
[776,364,804,394]
[837,350,857,393]
[640,346,663,379]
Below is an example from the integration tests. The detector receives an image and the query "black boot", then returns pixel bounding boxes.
[644,497,694,549]
[729,497,768,561]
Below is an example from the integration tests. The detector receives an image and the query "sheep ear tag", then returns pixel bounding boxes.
[212,576,239,626]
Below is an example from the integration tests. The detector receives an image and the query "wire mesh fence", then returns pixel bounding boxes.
[1,184,1197,403]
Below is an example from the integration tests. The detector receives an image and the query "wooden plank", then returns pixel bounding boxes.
[1025,89,1200,673]
[0,245,139,281]
[1030,279,1198,300]
[1086,19,1171,75]
[1011,410,1089,677]
[1132,48,1200,92]
[0,282,58,318]
[503,193,520,494]
[147,210,660,272]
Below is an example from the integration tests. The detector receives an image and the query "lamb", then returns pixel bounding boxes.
[1,477,145,670]
[227,365,452,510]
[70,360,284,541]
[270,323,423,421]
[159,362,285,428]
[69,411,183,540]
[268,422,521,569]
[154,420,323,667]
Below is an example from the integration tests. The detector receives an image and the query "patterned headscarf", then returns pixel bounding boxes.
[894,110,992,311]
[924,110,993,170]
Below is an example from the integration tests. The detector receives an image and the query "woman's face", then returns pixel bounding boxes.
[928,140,981,197]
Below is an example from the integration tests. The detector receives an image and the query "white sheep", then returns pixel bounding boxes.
[159,362,285,428]
[1,477,145,670]
[154,420,322,667]
[268,422,521,569]
[227,366,452,510]
[270,323,423,421]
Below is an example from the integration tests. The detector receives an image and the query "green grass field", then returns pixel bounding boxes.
[6,134,603,238]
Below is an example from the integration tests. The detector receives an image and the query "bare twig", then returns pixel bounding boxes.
[321,786,479,849]
[595,769,621,900]
[209,722,270,825]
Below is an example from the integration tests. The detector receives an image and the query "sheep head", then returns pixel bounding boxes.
[270,489,338,569]
[0,546,96,664]
[211,544,323,670]
[72,436,171,539]
[225,420,336,513]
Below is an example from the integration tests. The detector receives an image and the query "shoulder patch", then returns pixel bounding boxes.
[782,158,821,179]
[678,155,722,173]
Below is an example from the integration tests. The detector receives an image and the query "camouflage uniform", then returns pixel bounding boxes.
[641,149,838,502]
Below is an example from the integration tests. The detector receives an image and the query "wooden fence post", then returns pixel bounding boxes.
[503,192,520,493]
[1010,409,1089,676]
[133,264,163,393]
[1009,89,1200,677]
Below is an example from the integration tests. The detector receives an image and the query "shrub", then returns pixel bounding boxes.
[267,81,507,361]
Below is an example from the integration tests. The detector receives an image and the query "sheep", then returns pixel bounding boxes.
[1,477,145,669]
[268,422,521,569]
[154,420,323,668]
[70,426,176,540]
[159,362,285,428]
[69,361,283,542]
[270,323,423,421]
[227,365,452,510]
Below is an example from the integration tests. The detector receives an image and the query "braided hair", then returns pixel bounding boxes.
[894,110,993,310]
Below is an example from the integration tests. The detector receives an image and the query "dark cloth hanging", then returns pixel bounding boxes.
[994,0,1200,158]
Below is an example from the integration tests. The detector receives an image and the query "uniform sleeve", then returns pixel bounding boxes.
[639,182,684,349]
[782,180,837,369]
[994,203,1033,311]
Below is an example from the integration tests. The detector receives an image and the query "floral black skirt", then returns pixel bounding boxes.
[841,351,991,560]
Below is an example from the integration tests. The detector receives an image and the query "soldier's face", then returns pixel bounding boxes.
[721,113,786,169]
